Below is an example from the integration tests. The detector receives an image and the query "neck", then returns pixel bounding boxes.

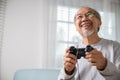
[82,34,101,45]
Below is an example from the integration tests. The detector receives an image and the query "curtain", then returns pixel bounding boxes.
[38,0,57,68]
[38,0,120,68]
[0,0,7,78]
[0,0,7,54]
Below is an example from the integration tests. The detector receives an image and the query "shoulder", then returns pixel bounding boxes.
[103,38,120,53]
[101,38,120,46]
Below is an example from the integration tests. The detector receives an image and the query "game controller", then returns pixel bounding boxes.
[69,45,94,59]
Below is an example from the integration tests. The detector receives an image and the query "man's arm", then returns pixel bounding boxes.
[99,41,120,79]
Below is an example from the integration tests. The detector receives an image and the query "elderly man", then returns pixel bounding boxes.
[58,7,120,80]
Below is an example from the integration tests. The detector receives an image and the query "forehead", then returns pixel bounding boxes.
[76,7,94,14]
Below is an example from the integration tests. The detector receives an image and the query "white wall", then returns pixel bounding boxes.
[1,0,44,80]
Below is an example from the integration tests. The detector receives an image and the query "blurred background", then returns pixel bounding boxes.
[0,0,120,80]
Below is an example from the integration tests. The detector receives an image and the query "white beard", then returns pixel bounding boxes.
[81,27,94,37]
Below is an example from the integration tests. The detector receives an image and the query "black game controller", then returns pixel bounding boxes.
[69,45,94,59]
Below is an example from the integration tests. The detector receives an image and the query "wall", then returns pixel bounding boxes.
[1,0,44,80]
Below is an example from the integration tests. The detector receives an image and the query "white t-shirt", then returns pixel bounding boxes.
[58,38,120,80]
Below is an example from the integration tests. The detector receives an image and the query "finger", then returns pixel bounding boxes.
[64,61,75,67]
[65,47,70,53]
[64,57,77,65]
[85,53,95,59]
[65,53,77,60]
[86,53,98,60]
[90,62,97,66]
[87,58,96,63]
[86,49,99,58]
[86,50,96,55]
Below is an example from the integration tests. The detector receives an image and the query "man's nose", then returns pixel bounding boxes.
[81,15,89,21]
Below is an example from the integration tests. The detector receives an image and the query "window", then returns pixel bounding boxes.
[99,12,116,40]
[55,6,81,68]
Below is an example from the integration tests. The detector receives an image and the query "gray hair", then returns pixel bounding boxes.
[74,7,101,21]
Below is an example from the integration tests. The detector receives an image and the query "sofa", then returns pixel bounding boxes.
[13,69,60,80]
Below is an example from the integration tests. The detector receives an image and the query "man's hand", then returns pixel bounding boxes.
[85,48,107,70]
[64,47,77,75]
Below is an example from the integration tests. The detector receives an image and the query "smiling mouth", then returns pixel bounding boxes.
[80,22,91,28]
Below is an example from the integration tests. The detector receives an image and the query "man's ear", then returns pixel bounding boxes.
[98,20,102,32]
[99,20,102,26]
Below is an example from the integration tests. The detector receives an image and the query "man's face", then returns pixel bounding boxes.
[74,7,101,37]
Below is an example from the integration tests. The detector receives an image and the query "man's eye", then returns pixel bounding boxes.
[88,13,94,17]
[77,15,83,18]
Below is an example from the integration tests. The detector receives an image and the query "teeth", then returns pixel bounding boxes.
[81,22,90,27]
[83,24,89,27]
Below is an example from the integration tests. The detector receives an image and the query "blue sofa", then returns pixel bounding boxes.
[13,69,60,80]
